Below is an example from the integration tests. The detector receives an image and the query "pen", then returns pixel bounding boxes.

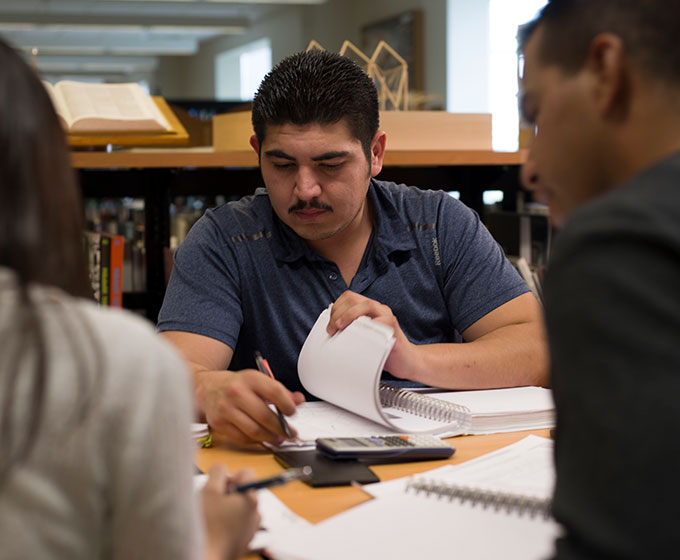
[254,350,293,439]
[234,466,313,493]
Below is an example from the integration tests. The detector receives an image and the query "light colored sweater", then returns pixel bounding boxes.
[0,269,202,559]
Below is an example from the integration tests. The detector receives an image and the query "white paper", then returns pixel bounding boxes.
[364,434,555,499]
[193,475,310,552]
[298,306,395,427]
[296,307,470,436]
[265,436,560,560]
[429,387,555,434]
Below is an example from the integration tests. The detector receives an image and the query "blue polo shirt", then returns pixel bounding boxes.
[157,179,528,395]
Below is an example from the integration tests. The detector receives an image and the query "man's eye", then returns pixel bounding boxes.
[320,163,342,170]
[273,162,294,169]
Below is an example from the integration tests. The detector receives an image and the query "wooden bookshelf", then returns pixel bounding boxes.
[74,111,528,321]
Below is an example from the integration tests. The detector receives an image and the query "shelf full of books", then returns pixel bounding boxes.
[83,197,146,309]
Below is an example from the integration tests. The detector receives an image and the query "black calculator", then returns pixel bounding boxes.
[315,435,455,463]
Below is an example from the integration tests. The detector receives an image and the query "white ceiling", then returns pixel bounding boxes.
[0,0,326,81]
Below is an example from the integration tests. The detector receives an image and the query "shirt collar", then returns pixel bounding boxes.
[269,179,417,263]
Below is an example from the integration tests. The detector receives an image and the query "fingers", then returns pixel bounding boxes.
[203,370,302,445]
[204,462,231,493]
[224,468,257,496]
[201,465,261,560]
[327,290,396,335]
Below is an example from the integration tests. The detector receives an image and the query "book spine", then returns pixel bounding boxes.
[406,479,552,519]
[100,234,111,307]
[108,234,124,308]
[378,383,472,431]
[83,231,101,303]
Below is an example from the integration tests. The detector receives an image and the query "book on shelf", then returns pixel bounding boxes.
[43,80,189,146]
[84,198,145,294]
[100,235,110,307]
[108,234,125,308]
[84,231,101,303]
[266,435,560,560]
[43,80,172,133]
[279,306,554,447]
[84,231,125,308]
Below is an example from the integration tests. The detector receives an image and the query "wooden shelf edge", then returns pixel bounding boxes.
[72,148,527,169]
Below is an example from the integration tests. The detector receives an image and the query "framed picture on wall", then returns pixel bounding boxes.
[360,10,423,106]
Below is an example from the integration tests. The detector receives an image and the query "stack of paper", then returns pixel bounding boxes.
[428,386,555,434]
[279,386,554,448]
[265,436,560,560]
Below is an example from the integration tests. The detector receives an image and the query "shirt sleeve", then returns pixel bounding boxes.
[157,209,243,349]
[437,195,529,332]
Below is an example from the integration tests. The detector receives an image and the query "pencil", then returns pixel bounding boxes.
[254,351,293,439]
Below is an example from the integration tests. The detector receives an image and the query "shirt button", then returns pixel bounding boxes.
[328,272,338,280]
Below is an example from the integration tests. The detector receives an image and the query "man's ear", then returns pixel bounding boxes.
[249,134,260,154]
[585,33,629,121]
[369,131,387,178]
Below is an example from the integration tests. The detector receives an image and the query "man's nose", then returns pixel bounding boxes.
[520,156,540,191]
[294,166,322,199]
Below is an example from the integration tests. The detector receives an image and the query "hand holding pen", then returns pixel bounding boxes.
[201,463,261,559]
[234,466,313,492]
[254,351,295,439]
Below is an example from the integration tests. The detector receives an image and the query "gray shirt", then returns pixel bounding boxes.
[0,269,202,560]
[545,151,680,559]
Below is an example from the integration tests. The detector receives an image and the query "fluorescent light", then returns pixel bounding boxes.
[115,0,325,3]
[0,22,244,34]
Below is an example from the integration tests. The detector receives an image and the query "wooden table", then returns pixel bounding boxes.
[196,428,551,526]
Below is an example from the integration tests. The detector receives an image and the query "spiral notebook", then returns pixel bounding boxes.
[266,435,560,560]
[289,306,472,446]
[284,306,552,447]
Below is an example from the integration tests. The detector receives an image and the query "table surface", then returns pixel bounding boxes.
[196,428,551,526]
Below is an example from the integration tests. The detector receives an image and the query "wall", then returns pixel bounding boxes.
[158,6,305,99]
[447,0,489,113]
[157,0,448,106]
[349,0,447,110]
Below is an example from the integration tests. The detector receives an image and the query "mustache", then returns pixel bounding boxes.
[288,199,333,213]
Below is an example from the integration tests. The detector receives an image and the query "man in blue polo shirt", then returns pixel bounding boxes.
[158,49,548,445]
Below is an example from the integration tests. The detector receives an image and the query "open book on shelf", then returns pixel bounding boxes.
[266,435,560,560]
[44,80,171,132]
[282,306,554,447]
[43,80,188,146]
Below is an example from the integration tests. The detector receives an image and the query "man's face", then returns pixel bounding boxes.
[251,119,384,244]
[520,27,608,227]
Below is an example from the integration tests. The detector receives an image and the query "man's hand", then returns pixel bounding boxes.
[195,368,305,445]
[326,290,549,389]
[327,290,417,379]
[160,331,305,445]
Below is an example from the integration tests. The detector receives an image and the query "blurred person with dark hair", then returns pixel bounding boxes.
[519,0,680,557]
[0,38,259,560]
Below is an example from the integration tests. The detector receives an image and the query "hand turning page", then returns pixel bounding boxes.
[296,306,471,437]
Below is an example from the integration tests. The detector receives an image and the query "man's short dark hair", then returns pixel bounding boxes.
[252,49,380,161]
[519,0,680,84]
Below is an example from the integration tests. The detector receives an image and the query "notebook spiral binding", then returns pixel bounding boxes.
[378,383,472,432]
[406,478,552,520]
